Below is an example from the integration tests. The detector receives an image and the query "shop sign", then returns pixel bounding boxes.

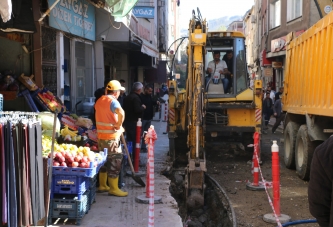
[271,36,286,53]
[272,61,283,68]
[263,67,273,77]
[271,30,305,53]
[260,50,272,66]
[48,0,96,41]
[132,6,154,19]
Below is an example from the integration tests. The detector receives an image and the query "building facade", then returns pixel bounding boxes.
[0,0,171,112]
[254,0,331,91]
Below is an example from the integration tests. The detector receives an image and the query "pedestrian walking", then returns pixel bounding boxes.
[272,94,285,133]
[140,84,160,152]
[94,80,128,197]
[262,92,273,129]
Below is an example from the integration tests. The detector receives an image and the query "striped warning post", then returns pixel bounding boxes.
[145,126,157,227]
[255,108,261,122]
[168,108,175,122]
[162,102,168,122]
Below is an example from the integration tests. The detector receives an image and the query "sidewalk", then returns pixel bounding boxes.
[50,119,182,227]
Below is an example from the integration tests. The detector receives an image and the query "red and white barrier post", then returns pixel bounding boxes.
[134,118,142,173]
[135,126,162,215]
[246,132,265,191]
[272,140,280,216]
[162,102,168,122]
[263,141,291,225]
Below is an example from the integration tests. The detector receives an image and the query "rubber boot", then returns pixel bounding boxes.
[108,177,128,197]
[97,172,109,193]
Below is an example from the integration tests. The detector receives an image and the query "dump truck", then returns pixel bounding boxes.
[167,9,263,207]
[283,10,333,180]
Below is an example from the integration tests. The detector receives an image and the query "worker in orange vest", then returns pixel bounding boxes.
[95,80,128,197]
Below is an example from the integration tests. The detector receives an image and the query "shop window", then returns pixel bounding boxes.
[287,0,302,22]
[270,0,281,29]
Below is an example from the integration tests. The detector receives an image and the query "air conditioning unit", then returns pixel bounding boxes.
[251,15,256,23]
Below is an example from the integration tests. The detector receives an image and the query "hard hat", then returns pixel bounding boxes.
[106,80,125,91]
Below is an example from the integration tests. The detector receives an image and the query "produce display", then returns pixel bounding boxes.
[42,135,103,168]
[60,125,83,142]
[36,89,63,112]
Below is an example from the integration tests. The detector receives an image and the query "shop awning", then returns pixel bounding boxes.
[141,39,159,58]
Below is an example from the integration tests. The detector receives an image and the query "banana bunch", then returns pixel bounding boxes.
[60,125,78,137]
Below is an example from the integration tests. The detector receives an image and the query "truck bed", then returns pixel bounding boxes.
[283,11,333,117]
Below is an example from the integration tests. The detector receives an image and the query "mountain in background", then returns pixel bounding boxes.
[207,15,242,31]
[180,15,242,36]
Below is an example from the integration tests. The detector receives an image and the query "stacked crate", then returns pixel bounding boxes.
[49,155,106,225]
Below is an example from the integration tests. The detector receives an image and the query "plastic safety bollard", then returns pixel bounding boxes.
[134,118,142,173]
[263,141,291,225]
[246,132,265,191]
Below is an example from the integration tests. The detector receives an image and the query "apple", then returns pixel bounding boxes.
[61,162,67,167]
[85,143,90,147]
[67,156,74,164]
[82,156,88,163]
[72,162,79,167]
[90,145,97,151]
[58,156,65,163]
[79,162,86,168]
[74,156,82,162]
[53,161,60,166]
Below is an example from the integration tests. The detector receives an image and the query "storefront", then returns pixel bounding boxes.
[265,30,304,91]
[95,5,160,90]
[46,0,96,112]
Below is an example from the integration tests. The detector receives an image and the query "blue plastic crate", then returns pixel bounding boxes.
[88,181,97,208]
[53,162,97,178]
[89,175,97,188]
[51,175,89,198]
[49,190,89,226]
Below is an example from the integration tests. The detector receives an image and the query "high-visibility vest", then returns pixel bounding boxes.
[95,95,121,140]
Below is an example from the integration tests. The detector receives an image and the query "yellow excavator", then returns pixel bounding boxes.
[168,9,263,208]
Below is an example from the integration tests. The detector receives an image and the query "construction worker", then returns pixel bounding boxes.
[94,80,128,197]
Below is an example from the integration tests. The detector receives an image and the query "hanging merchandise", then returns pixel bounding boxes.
[0,111,45,227]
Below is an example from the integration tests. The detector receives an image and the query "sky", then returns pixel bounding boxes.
[178,0,255,29]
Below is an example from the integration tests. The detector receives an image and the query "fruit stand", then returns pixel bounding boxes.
[1,72,103,225]
[42,131,107,225]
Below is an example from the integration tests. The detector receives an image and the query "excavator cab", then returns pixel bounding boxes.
[205,34,248,99]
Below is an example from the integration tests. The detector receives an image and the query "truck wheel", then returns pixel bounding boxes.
[283,122,300,169]
[295,125,315,180]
